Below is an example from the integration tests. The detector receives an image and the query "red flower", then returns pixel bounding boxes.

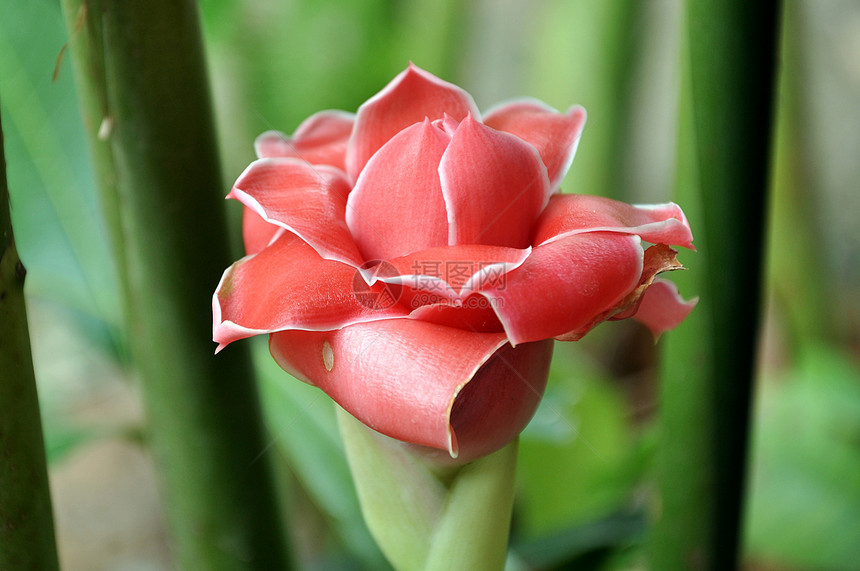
[213,64,696,463]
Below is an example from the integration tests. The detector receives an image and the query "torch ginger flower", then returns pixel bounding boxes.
[213,64,696,463]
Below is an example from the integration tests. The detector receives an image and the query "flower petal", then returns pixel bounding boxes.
[346,63,480,181]
[345,120,450,261]
[484,100,586,190]
[477,233,644,345]
[254,110,354,172]
[213,234,407,350]
[269,320,552,462]
[631,279,698,338]
[385,243,530,296]
[533,193,695,250]
[241,207,280,256]
[229,158,364,266]
[440,116,550,249]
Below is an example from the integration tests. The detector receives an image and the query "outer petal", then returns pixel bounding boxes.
[345,120,450,261]
[213,234,407,350]
[484,100,586,190]
[477,233,644,345]
[631,278,698,337]
[533,193,695,250]
[346,63,481,181]
[269,320,553,462]
[229,158,363,266]
[441,116,551,249]
[254,110,355,172]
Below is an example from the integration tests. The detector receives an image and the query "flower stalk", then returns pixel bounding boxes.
[59,1,291,568]
[337,407,517,571]
[0,110,60,571]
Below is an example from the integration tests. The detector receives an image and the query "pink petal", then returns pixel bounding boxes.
[346,63,480,181]
[533,194,695,250]
[345,120,450,261]
[213,234,407,350]
[254,110,355,172]
[408,298,504,334]
[241,207,280,256]
[229,158,364,266]
[484,100,586,190]
[440,116,550,249]
[477,233,644,345]
[631,279,698,338]
[385,243,531,296]
[269,320,553,462]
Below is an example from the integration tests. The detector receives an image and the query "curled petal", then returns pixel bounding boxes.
[631,279,698,338]
[441,116,550,249]
[269,320,552,462]
[345,120,450,261]
[484,100,586,190]
[478,233,644,345]
[346,63,480,181]
[533,194,695,249]
[385,243,530,297]
[254,110,355,172]
[229,158,363,266]
[213,234,407,350]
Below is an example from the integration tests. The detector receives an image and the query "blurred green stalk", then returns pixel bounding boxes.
[651,2,780,569]
[0,110,60,570]
[59,1,291,568]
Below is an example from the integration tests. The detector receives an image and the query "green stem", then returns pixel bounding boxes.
[0,109,60,571]
[337,407,517,571]
[651,2,780,569]
[59,1,292,568]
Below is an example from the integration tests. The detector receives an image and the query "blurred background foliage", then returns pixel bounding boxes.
[1,0,859,569]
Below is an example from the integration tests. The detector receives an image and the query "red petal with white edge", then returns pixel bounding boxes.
[269,320,553,462]
[533,194,695,250]
[345,120,450,261]
[254,110,354,172]
[213,234,407,350]
[230,158,364,266]
[484,100,587,190]
[632,279,698,338]
[382,243,530,303]
[346,63,480,181]
[478,233,644,345]
[441,116,550,249]
[241,207,280,256]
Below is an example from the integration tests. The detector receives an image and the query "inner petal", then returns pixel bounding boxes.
[346,120,450,261]
[440,116,550,249]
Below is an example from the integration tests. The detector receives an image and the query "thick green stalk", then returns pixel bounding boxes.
[337,407,517,571]
[0,111,60,570]
[651,2,780,569]
[59,1,291,568]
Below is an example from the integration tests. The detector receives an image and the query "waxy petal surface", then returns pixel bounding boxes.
[241,207,280,256]
[346,120,450,261]
[478,233,644,345]
[632,279,698,337]
[229,158,363,266]
[346,63,480,181]
[484,100,586,190]
[255,110,354,172]
[269,320,552,462]
[441,116,550,249]
[213,234,407,350]
[385,243,530,297]
[533,194,694,249]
